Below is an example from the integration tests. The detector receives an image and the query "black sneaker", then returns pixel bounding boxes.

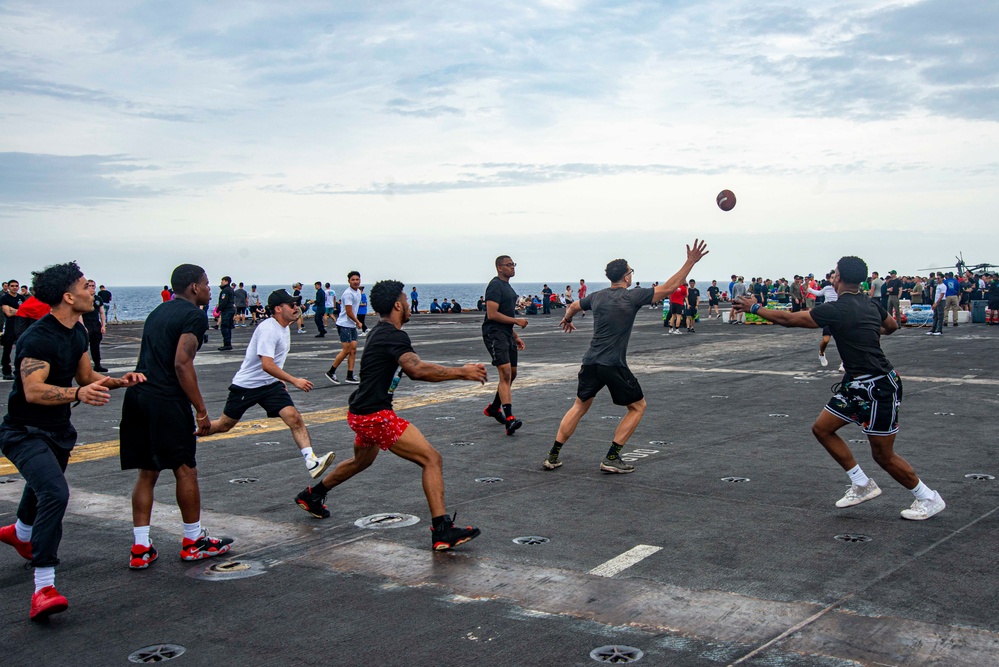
[94,365,109,373]
[217,345,233,351]
[505,416,523,436]
[295,486,330,519]
[483,404,505,424]
[1,373,13,381]
[344,375,360,385]
[431,513,480,551]
[325,371,340,385]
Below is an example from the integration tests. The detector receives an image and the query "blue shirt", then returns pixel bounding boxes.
[943,278,960,296]
[410,290,418,301]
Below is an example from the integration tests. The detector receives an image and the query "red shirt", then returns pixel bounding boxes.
[578,284,587,299]
[668,285,688,305]
[161,289,171,302]
[15,296,51,320]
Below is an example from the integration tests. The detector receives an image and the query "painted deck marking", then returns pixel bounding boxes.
[588,544,662,578]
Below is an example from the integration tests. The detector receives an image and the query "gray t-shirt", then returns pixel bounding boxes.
[233,288,248,308]
[578,286,655,367]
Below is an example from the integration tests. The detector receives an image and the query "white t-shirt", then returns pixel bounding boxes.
[231,318,291,388]
[337,288,360,328]
[325,289,336,308]
[934,282,947,305]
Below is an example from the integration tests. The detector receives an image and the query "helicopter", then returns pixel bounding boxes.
[919,252,999,276]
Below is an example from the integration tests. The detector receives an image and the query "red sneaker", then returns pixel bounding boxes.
[179,530,233,561]
[129,543,158,570]
[30,586,68,621]
[0,523,32,560]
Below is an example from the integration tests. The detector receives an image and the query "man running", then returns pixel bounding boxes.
[0,261,144,620]
[731,256,946,520]
[295,280,486,550]
[208,289,335,478]
[808,272,842,370]
[325,271,363,385]
[707,280,721,319]
[120,264,233,571]
[543,240,708,473]
[482,255,527,435]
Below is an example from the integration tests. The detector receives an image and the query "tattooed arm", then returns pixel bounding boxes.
[21,357,111,406]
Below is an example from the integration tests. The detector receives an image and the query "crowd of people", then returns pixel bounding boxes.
[2,250,995,623]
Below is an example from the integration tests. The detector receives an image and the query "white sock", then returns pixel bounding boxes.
[846,465,870,487]
[301,447,314,461]
[182,521,202,541]
[133,525,151,548]
[34,566,55,592]
[911,480,935,500]
[15,519,32,543]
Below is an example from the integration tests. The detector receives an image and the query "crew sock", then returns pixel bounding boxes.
[133,526,151,548]
[34,566,55,593]
[182,522,202,541]
[301,447,314,461]
[311,479,330,495]
[327,364,338,375]
[911,480,936,501]
[15,519,32,543]
[846,465,870,487]
[605,442,624,461]
[432,514,449,530]
[502,404,513,420]
[548,441,564,459]
[489,393,501,412]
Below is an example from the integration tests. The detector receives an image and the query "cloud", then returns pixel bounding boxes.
[0,152,159,205]
[736,0,999,121]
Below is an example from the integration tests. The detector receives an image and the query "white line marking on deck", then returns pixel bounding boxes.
[588,544,663,578]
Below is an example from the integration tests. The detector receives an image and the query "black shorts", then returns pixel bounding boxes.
[824,370,902,436]
[822,325,832,336]
[576,364,644,406]
[668,303,685,316]
[708,298,719,306]
[119,388,197,471]
[685,306,698,317]
[223,382,294,420]
[483,329,517,367]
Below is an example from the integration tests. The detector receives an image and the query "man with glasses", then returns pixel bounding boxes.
[482,256,528,435]
[543,241,708,473]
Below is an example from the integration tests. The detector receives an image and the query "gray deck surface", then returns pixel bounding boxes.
[1,309,997,666]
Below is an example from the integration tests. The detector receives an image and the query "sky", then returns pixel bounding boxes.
[2,0,997,286]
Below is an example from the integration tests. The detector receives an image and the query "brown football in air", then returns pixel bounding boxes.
[716,189,736,211]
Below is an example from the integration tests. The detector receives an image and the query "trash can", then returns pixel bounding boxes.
[972,300,988,324]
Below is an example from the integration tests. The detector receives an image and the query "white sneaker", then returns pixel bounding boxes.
[900,491,946,520]
[297,329,306,334]
[835,480,882,508]
[838,363,845,372]
[819,354,828,367]
[306,452,335,478]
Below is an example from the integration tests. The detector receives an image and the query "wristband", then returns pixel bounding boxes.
[750,303,761,315]
[75,387,81,401]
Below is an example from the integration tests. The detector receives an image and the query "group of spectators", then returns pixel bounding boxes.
[2,279,113,380]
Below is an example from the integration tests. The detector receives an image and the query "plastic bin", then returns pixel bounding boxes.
[972,300,988,323]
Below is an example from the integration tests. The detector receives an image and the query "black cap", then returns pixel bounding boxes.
[268,289,301,308]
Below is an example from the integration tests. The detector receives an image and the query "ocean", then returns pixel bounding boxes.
[101,281,723,322]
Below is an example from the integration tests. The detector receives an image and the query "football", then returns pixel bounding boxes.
[716,190,736,211]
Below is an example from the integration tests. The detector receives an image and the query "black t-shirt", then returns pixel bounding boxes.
[98,289,112,304]
[83,296,103,330]
[0,292,20,317]
[482,277,517,335]
[886,278,902,297]
[218,285,235,313]
[4,314,89,433]
[133,299,208,400]
[348,321,415,415]
[686,288,700,307]
[809,292,893,377]
[707,285,720,301]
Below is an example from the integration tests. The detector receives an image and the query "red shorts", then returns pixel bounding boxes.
[347,409,410,450]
